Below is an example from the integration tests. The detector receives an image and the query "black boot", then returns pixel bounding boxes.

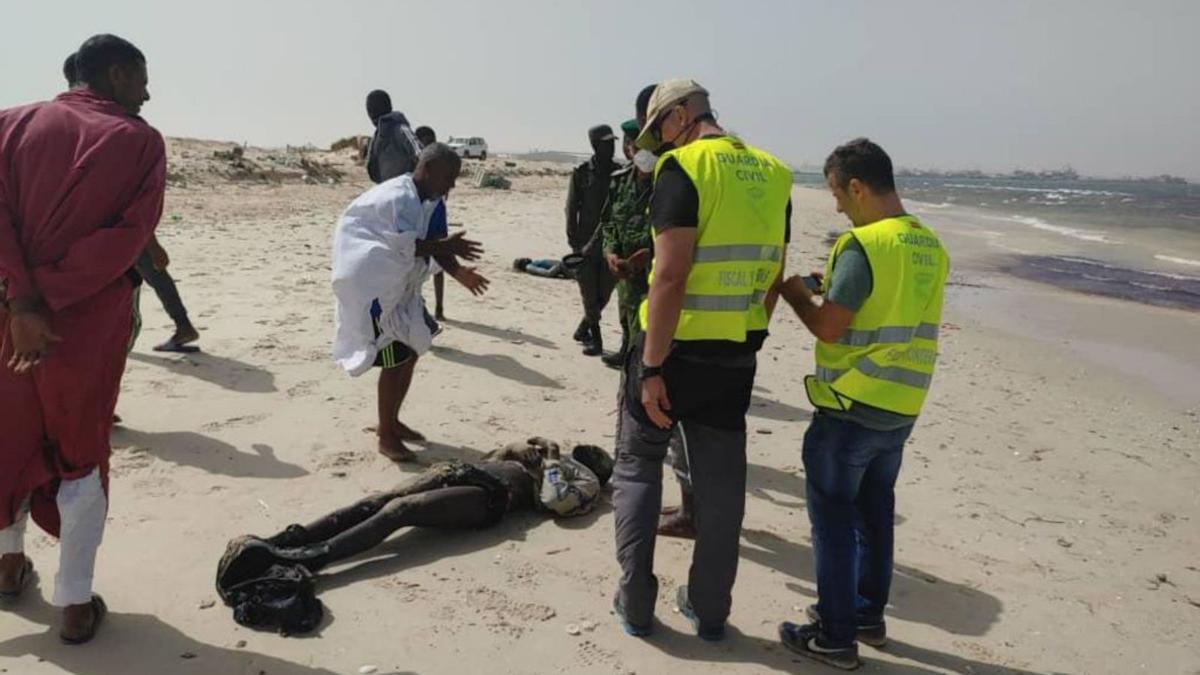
[601,333,629,368]
[582,323,603,356]
[573,319,590,343]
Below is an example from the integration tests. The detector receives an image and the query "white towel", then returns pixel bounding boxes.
[331,175,438,377]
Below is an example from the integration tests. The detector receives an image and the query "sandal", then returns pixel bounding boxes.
[60,594,107,645]
[0,556,33,602]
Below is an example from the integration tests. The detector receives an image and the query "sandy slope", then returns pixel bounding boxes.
[1,139,1197,675]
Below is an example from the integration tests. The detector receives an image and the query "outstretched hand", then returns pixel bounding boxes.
[443,231,483,262]
[452,266,490,296]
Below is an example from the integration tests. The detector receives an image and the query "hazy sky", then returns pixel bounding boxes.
[3,0,1197,179]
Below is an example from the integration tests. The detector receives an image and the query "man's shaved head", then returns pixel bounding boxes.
[414,142,462,199]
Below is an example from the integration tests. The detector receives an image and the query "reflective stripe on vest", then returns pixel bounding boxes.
[682,290,767,312]
[691,244,782,264]
[855,358,934,389]
[838,322,940,347]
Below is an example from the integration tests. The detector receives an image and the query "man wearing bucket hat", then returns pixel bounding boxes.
[611,79,794,640]
[565,125,619,357]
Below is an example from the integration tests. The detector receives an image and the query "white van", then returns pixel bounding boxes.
[447,136,488,160]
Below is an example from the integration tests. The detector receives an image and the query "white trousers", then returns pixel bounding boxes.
[0,468,107,606]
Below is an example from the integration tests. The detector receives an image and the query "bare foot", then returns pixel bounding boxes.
[393,422,427,443]
[657,510,697,540]
[378,433,418,463]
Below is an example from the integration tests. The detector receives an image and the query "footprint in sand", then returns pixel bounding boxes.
[201,413,269,432]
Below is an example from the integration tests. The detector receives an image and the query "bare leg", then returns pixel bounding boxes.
[434,272,446,320]
[377,356,419,461]
[308,487,492,569]
[269,466,464,546]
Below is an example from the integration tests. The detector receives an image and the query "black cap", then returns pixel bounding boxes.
[588,124,616,144]
[635,84,657,124]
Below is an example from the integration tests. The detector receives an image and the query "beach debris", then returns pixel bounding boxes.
[199,598,216,609]
[180,652,197,659]
[235,640,247,648]
[1056,537,1073,549]
[581,620,598,633]
[566,623,582,636]
[359,666,379,675]
[544,547,570,556]
[478,173,512,190]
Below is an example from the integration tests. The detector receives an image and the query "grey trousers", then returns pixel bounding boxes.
[612,405,747,627]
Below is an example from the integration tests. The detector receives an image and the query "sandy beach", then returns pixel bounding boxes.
[1,138,1198,675]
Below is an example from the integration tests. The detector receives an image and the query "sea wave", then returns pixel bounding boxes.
[1010,216,1119,244]
[1155,254,1200,268]
[944,183,1133,197]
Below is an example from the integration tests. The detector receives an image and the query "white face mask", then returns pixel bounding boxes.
[633,149,658,173]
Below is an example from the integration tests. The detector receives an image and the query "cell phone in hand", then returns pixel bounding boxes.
[802,275,822,293]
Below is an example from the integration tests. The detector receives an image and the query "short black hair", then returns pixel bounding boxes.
[63,52,79,87]
[824,137,896,194]
[366,89,392,124]
[75,34,145,88]
[635,84,656,123]
[414,125,436,145]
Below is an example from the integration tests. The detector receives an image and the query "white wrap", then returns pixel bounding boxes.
[332,175,438,377]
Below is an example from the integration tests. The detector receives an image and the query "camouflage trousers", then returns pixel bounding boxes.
[616,275,649,349]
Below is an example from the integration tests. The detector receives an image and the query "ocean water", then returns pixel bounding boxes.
[793,174,1200,311]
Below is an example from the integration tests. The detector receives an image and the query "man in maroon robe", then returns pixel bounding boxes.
[0,34,165,644]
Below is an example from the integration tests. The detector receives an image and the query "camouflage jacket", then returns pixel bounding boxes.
[599,165,653,258]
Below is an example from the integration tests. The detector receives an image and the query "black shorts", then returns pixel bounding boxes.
[372,316,415,369]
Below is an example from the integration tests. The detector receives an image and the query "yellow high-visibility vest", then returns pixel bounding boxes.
[807,215,950,416]
[639,136,792,342]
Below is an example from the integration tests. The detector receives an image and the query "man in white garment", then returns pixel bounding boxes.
[332,143,488,462]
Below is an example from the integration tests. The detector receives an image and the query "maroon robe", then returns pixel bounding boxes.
[0,89,165,536]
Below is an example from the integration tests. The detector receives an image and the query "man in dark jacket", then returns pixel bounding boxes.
[565,125,617,356]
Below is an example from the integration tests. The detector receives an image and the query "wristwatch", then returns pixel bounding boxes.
[639,363,663,380]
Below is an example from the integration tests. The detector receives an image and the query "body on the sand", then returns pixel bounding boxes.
[215,439,614,634]
[0,33,164,644]
[331,143,489,462]
[775,138,950,670]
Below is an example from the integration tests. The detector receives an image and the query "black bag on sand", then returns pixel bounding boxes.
[216,536,324,636]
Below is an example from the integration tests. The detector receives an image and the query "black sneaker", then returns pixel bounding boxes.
[612,594,652,637]
[582,335,603,356]
[806,604,887,648]
[779,621,860,670]
[675,586,725,641]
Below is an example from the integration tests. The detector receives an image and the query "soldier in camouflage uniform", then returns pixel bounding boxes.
[598,119,655,368]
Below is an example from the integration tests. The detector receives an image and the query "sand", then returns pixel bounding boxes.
[1,139,1198,675]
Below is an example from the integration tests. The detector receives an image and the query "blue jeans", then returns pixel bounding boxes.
[802,412,913,647]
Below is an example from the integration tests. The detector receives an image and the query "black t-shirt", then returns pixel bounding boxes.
[648,153,792,358]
